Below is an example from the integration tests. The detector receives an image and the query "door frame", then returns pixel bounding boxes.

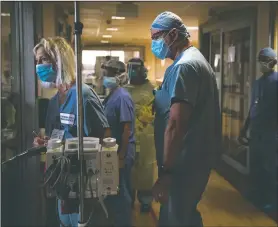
[10,2,41,226]
[199,7,257,175]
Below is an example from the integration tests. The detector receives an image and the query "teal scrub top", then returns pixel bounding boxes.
[153,46,222,170]
[45,83,109,139]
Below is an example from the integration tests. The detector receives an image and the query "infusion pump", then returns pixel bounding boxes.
[45,137,119,199]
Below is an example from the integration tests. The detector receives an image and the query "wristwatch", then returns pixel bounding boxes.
[160,165,173,176]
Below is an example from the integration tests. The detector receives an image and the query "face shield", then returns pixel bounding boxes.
[127,61,147,85]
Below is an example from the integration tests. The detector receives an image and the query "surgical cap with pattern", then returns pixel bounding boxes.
[258,47,277,59]
[102,60,129,86]
[151,11,190,38]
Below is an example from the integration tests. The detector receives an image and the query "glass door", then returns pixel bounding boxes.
[221,26,252,174]
[1,2,21,162]
[210,32,222,104]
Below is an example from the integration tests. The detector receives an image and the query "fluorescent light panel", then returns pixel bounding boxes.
[102,35,112,38]
[187,27,198,30]
[111,16,125,20]
[106,28,118,31]
[101,40,109,43]
[1,13,10,17]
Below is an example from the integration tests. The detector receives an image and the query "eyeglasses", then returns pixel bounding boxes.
[258,55,273,63]
[151,30,168,40]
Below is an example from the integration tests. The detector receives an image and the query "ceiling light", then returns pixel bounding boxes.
[1,13,10,17]
[101,40,109,44]
[111,16,125,20]
[187,27,198,30]
[106,28,118,31]
[102,35,112,38]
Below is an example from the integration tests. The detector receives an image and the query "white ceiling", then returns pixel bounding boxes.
[79,1,232,46]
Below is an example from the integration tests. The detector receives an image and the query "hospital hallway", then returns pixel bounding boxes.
[133,171,277,227]
[1,1,278,227]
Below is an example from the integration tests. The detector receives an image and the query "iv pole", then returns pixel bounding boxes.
[73,1,85,225]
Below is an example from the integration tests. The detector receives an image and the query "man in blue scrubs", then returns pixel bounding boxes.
[150,12,222,226]
[101,60,135,227]
[239,47,277,213]
[33,37,110,227]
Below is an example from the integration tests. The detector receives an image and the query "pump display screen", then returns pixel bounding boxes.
[68,143,96,149]
[68,143,78,149]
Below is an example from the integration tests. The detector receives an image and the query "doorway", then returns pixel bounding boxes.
[221,26,252,174]
[200,16,256,175]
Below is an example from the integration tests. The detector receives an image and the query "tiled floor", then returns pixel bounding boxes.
[134,171,277,227]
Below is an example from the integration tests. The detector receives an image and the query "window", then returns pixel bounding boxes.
[1,2,20,162]
[222,27,251,172]
[274,7,278,71]
[210,33,221,91]
[82,49,143,77]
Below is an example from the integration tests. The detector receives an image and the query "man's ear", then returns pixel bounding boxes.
[169,28,178,41]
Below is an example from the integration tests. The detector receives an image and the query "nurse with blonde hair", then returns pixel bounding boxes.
[33,37,109,226]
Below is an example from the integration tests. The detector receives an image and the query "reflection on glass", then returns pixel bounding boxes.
[222,27,251,169]
[274,9,278,71]
[1,2,19,162]
[210,32,221,98]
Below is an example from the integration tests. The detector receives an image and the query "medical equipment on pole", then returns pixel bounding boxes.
[43,137,119,226]
[44,137,119,200]
[43,2,119,226]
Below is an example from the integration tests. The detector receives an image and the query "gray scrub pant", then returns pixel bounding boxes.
[158,165,211,227]
[249,132,277,206]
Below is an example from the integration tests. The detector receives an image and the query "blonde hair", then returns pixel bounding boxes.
[33,37,75,86]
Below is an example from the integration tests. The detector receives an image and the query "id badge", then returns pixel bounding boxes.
[60,113,75,126]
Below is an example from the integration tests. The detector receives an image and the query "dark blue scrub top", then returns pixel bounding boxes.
[45,84,109,139]
[250,71,278,134]
[103,87,135,147]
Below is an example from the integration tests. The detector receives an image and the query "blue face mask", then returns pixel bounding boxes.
[103,76,118,89]
[36,63,57,82]
[151,38,171,60]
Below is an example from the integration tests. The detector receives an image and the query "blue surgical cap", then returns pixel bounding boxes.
[151,11,190,38]
[258,47,277,59]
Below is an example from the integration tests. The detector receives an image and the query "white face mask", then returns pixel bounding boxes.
[40,81,56,89]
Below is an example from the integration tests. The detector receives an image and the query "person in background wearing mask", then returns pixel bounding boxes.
[125,58,156,212]
[239,47,277,213]
[101,59,135,227]
[150,12,221,227]
[33,37,110,227]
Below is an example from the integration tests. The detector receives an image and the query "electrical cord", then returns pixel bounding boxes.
[51,156,71,189]
[42,156,69,188]
[44,156,105,227]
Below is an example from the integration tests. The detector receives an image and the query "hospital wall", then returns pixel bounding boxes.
[41,2,57,99]
[255,2,271,79]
